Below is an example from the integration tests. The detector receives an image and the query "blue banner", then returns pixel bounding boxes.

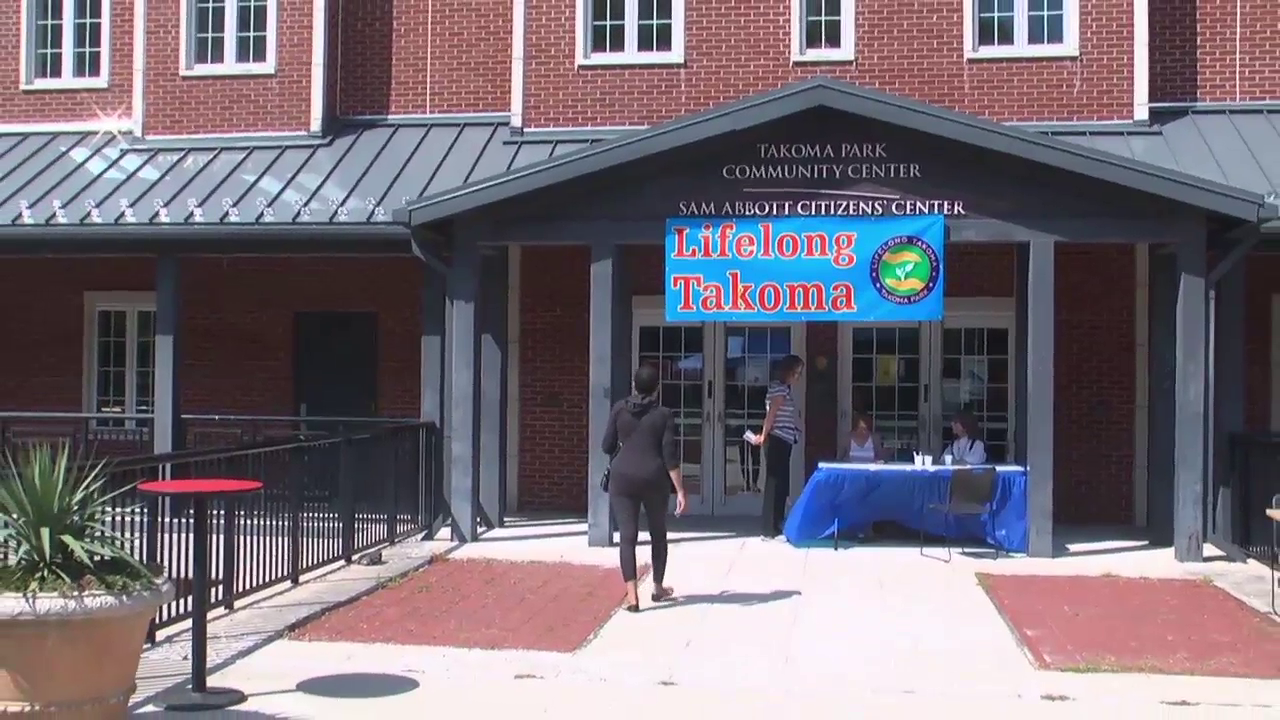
[665,215,946,322]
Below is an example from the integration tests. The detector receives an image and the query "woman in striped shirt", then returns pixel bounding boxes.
[750,354,805,538]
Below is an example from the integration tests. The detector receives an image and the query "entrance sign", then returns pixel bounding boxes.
[665,215,945,322]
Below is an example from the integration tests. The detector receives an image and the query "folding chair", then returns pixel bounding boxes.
[920,467,999,562]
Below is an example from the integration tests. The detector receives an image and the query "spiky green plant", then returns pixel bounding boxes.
[0,443,158,595]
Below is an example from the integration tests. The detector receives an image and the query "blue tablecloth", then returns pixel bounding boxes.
[783,463,1029,553]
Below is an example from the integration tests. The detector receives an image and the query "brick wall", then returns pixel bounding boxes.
[1150,0,1280,103]
[0,256,421,416]
[335,0,510,116]
[522,0,1135,128]
[143,0,314,135]
[0,0,134,125]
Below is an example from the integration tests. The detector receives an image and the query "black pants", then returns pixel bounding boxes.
[761,434,793,536]
[609,483,669,584]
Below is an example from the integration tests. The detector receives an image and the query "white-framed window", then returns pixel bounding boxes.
[963,0,1079,60]
[181,0,277,75]
[83,293,156,429]
[791,0,856,62]
[19,0,110,89]
[576,0,685,66]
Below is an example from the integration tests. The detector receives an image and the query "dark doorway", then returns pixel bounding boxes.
[294,312,379,424]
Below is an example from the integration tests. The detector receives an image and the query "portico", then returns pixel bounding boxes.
[398,78,1276,560]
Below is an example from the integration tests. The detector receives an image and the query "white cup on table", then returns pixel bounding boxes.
[923,455,934,467]
[942,454,953,466]
[913,453,923,467]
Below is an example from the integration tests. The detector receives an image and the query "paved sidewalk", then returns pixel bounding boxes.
[131,518,1280,717]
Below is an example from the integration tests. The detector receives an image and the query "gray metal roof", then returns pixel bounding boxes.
[396,78,1277,226]
[1050,110,1280,202]
[0,122,592,229]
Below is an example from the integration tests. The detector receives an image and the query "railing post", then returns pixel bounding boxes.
[220,498,237,610]
[289,446,303,585]
[339,440,355,562]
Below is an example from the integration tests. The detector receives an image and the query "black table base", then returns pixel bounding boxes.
[154,687,248,712]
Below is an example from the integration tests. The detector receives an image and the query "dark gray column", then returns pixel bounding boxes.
[1147,248,1177,545]
[587,242,624,547]
[1173,236,1208,562]
[1025,239,1055,557]
[153,255,182,454]
[1210,263,1245,547]
[478,249,508,530]
[419,264,447,534]
[1013,245,1029,466]
[447,240,481,542]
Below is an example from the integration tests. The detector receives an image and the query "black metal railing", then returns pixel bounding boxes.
[0,412,411,458]
[1,421,443,633]
[1225,433,1280,561]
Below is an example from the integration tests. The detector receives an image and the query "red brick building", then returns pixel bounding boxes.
[0,0,1277,558]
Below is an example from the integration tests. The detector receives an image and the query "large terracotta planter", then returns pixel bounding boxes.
[0,581,173,719]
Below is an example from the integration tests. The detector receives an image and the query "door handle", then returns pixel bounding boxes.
[923,385,929,404]
[706,380,713,399]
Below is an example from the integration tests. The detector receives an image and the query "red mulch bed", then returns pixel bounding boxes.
[292,559,642,653]
[978,573,1280,678]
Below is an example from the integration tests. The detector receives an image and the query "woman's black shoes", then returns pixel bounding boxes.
[624,603,640,613]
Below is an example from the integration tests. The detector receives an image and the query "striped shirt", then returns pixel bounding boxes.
[766,381,800,445]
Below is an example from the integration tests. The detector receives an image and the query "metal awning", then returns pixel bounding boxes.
[0,121,592,231]
[1051,109,1280,203]
[395,78,1278,227]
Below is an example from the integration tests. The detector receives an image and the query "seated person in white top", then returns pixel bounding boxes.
[943,411,987,465]
[845,413,887,464]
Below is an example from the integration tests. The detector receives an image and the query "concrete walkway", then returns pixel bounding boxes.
[131,518,1280,718]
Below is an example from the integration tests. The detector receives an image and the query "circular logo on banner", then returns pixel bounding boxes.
[869,235,940,305]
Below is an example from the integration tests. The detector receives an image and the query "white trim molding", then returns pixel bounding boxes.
[1132,0,1149,122]
[132,0,147,136]
[791,0,856,63]
[962,0,1080,60]
[575,0,685,67]
[308,0,329,133]
[19,0,112,90]
[510,0,527,128]
[0,119,133,135]
[179,0,279,77]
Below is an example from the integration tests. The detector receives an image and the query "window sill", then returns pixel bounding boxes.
[180,64,277,78]
[576,53,685,68]
[21,78,110,92]
[792,51,856,64]
[965,46,1079,61]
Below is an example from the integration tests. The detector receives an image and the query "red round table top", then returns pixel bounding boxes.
[135,479,264,496]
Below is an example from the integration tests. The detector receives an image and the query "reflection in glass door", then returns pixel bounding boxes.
[717,324,800,514]
[937,324,1012,463]
[841,325,928,462]
[634,319,709,514]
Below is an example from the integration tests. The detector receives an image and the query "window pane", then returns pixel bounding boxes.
[637,0,672,52]
[589,0,626,53]
[1028,0,1065,45]
[71,0,104,79]
[134,310,155,415]
[195,0,226,65]
[33,0,64,79]
[235,0,269,63]
[95,309,129,418]
[802,0,842,51]
[976,0,1016,48]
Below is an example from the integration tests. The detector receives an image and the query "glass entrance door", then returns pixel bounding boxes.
[839,325,931,462]
[713,323,805,515]
[634,315,711,515]
[933,311,1014,463]
[837,300,1017,465]
[633,301,804,517]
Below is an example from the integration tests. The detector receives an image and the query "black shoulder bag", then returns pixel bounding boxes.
[600,441,622,492]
